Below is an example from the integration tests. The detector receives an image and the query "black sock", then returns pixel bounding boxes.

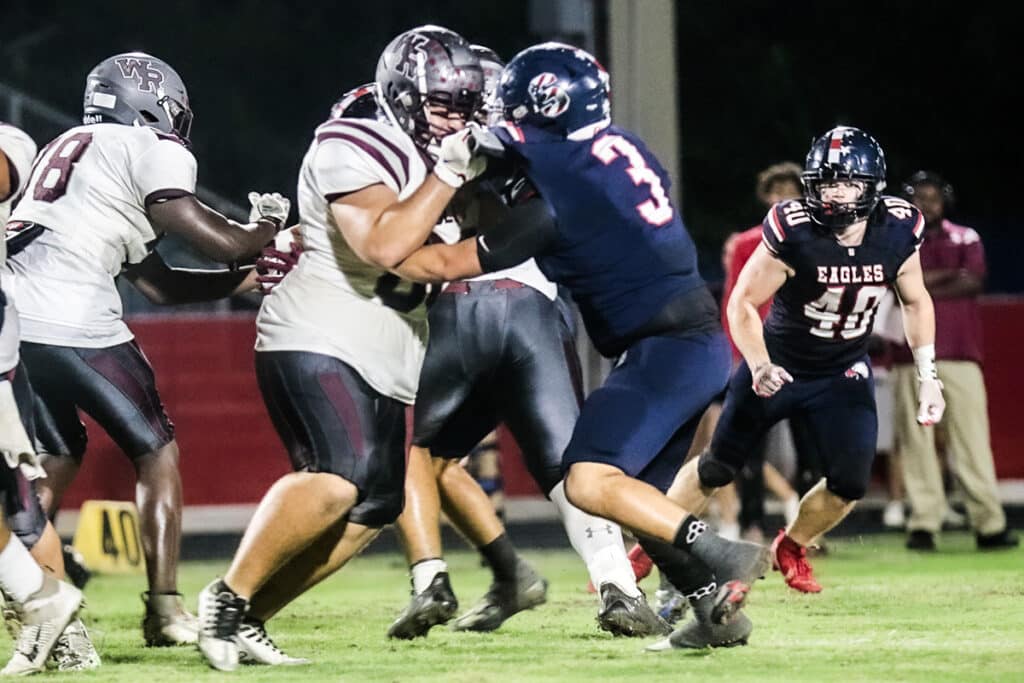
[672,515,710,550]
[639,536,717,595]
[479,534,519,583]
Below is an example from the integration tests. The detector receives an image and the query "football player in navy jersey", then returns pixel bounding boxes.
[396,42,774,649]
[668,127,945,601]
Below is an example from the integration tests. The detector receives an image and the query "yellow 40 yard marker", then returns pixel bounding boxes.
[72,500,146,575]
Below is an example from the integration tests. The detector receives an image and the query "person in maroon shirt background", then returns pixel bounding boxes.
[895,171,1018,551]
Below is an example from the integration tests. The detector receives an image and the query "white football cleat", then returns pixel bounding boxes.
[236,620,310,666]
[197,580,247,672]
[1,575,82,676]
[50,618,101,671]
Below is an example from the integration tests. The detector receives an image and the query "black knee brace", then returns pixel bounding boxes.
[697,450,738,489]
[825,477,866,503]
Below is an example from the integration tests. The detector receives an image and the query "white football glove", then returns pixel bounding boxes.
[247,191,291,230]
[751,362,794,398]
[433,124,488,188]
[916,377,946,426]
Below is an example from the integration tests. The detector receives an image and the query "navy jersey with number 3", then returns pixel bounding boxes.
[761,196,924,376]
[493,122,712,357]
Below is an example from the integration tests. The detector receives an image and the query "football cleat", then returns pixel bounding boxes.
[646,583,752,652]
[702,536,772,593]
[387,572,458,640]
[49,618,101,671]
[653,573,688,625]
[771,530,822,593]
[1,591,21,640]
[645,610,752,651]
[709,580,750,625]
[236,619,309,666]
[596,583,671,637]
[451,558,547,632]
[142,591,199,646]
[197,580,248,672]
[1,575,82,676]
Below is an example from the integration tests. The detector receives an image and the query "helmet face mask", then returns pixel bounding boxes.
[470,44,505,126]
[83,52,193,142]
[802,126,886,231]
[375,25,484,149]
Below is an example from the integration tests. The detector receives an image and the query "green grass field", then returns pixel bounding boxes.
[6,533,1023,682]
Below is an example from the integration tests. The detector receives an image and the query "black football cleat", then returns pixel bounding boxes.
[596,583,671,637]
[387,572,458,639]
[645,586,752,652]
[451,558,547,632]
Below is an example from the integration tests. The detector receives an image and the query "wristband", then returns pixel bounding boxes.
[912,344,938,381]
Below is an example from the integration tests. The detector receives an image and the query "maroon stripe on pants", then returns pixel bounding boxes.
[317,371,366,459]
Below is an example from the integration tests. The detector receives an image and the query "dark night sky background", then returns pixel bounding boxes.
[4,1,1021,289]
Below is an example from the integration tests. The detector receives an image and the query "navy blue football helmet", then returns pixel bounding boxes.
[802,126,887,230]
[497,42,610,138]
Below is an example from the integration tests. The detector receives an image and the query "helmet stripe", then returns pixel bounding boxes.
[827,132,843,165]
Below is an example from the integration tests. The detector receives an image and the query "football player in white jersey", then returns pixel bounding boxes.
[5,53,288,648]
[196,26,487,671]
[1,122,99,675]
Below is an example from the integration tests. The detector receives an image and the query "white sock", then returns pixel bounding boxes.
[549,482,641,598]
[410,558,447,595]
[0,535,45,603]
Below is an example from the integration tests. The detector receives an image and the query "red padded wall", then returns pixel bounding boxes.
[58,297,1024,510]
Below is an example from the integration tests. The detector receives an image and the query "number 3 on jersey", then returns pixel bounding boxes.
[591,134,673,226]
[31,132,93,203]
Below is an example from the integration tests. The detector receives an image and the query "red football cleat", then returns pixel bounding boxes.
[628,544,654,582]
[771,530,822,593]
[586,544,656,593]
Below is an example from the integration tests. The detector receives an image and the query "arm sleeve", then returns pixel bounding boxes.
[475,196,558,273]
[132,138,197,204]
[0,124,38,199]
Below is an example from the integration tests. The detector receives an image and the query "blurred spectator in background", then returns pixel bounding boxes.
[870,293,908,529]
[895,172,1018,551]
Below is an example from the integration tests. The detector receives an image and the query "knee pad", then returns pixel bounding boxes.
[8,488,47,550]
[825,477,866,503]
[697,451,737,489]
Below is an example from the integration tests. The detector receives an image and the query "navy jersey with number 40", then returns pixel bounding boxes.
[493,122,712,357]
[761,195,924,376]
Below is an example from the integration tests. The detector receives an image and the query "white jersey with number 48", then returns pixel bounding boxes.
[1,122,39,373]
[256,117,448,404]
[5,123,197,348]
